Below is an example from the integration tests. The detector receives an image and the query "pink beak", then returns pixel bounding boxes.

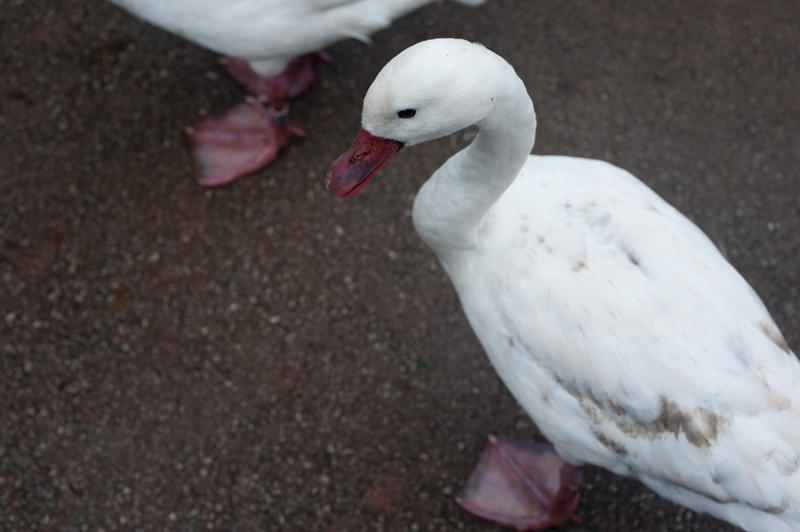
[325,128,403,197]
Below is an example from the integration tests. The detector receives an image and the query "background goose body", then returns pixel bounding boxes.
[110,0,483,78]
[327,39,800,531]
[109,0,484,185]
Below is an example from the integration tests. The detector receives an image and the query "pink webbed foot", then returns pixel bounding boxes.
[456,436,583,531]
[221,52,332,102]
[185,99,306,187]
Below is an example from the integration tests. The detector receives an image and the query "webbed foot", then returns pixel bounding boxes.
[186,99,305,187]
[457,436,582,530]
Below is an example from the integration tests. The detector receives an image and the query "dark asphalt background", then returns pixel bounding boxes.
[2,1,798,530]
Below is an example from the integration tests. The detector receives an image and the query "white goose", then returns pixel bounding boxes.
[325,39,800,532]
[110,0,484,186]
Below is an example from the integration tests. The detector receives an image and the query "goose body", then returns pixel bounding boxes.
[110,0,484,186]
[110,0,483,77]
[326,39,800,531]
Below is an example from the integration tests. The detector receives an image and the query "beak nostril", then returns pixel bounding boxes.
[352,149,370,161]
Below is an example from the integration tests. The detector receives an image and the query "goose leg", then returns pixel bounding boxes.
[221,52,332,103]
[456,436,583,531]
[183,52,328,185]
[185,99,305,187]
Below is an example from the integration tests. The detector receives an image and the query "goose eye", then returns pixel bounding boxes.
[397,109,416,119]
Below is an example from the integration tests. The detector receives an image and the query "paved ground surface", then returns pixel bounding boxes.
[2,1,799,530]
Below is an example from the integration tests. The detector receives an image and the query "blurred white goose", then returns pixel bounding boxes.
[109,0,484,186]
[325,39,800,531]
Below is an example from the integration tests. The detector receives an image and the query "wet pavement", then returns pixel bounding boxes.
[2,0,799,530]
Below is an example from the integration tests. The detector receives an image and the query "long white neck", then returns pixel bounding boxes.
[411,68,536,261]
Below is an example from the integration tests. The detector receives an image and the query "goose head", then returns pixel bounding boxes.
[326,39,511,197]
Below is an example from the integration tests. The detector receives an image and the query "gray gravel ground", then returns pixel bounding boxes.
[2,0,799,530]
